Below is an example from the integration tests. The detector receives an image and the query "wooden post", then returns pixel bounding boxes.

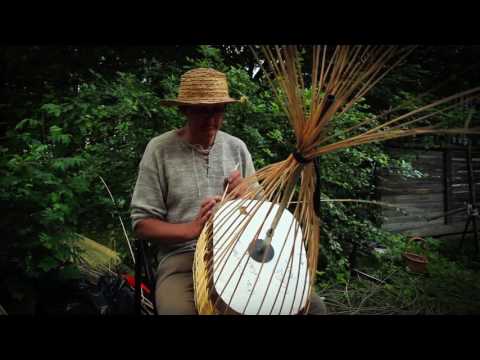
[444,148,452,224]
[466,142,479,254]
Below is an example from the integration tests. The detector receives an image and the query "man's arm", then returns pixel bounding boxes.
[135,219,199,244]
[134,196,220,244]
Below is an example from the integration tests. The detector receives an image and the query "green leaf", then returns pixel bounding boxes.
[15,118,39,130]
[41,103,62,117]
[38,256,59,272]
[49,125,63,141]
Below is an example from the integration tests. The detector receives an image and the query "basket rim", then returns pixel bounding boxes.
[403,252,428,264]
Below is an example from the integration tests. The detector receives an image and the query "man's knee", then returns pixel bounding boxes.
[308,292,328,315]
[155,272,197,315]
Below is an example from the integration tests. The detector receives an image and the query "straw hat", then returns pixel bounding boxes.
[160,68,239,107]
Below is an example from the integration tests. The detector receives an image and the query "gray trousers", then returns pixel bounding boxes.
[155,252,327,315]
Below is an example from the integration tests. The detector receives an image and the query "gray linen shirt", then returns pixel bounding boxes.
[130,129,256,262]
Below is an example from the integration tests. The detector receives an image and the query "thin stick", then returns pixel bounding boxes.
[99,175,135,265]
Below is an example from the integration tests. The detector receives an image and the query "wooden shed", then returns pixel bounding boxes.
[378,136,480,240]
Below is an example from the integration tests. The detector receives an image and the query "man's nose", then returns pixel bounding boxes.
[206,113,220,123]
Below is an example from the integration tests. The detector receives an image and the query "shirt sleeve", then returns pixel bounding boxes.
[130,140,168,231]
[238,140,256,177]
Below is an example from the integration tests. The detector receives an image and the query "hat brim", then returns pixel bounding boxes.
[159,98,239,107]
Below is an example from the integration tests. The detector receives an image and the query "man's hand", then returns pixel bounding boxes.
[226,170,250,198]
[188,196,221,238]
[225,170,245,198]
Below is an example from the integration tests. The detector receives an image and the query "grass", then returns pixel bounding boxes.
[317,242,480,315]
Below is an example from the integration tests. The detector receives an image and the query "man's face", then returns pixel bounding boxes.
[183,105,225,138]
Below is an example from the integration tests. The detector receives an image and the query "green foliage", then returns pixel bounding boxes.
[2,71,167,278]
[0,136,87,278]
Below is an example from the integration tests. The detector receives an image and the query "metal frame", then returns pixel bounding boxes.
[458,140,480,254]
[134,238,157,315]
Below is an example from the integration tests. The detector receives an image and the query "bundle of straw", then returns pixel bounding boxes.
[193,45,480,315]
[76,234,121,282]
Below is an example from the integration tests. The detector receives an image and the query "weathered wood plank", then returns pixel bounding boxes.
[382,215,443,225]
[378,185,444,194]
[384,223,470,237]
[384,221,447,233]
[381,207,441,215]
[381,193,443,203]
[379,144,480,237]
[380,178,444,185]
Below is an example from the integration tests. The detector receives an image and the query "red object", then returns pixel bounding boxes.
[123,274,151,294]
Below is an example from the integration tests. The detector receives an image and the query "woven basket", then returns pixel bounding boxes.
[402,236,428,273]
[192,199,315,315]
[193,222,217,315]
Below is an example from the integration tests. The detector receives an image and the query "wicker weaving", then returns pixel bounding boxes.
[193,45,480,315]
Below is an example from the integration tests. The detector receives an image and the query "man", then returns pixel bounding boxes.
[131,67,326,315]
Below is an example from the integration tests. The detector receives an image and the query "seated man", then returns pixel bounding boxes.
[130,67,326,315]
